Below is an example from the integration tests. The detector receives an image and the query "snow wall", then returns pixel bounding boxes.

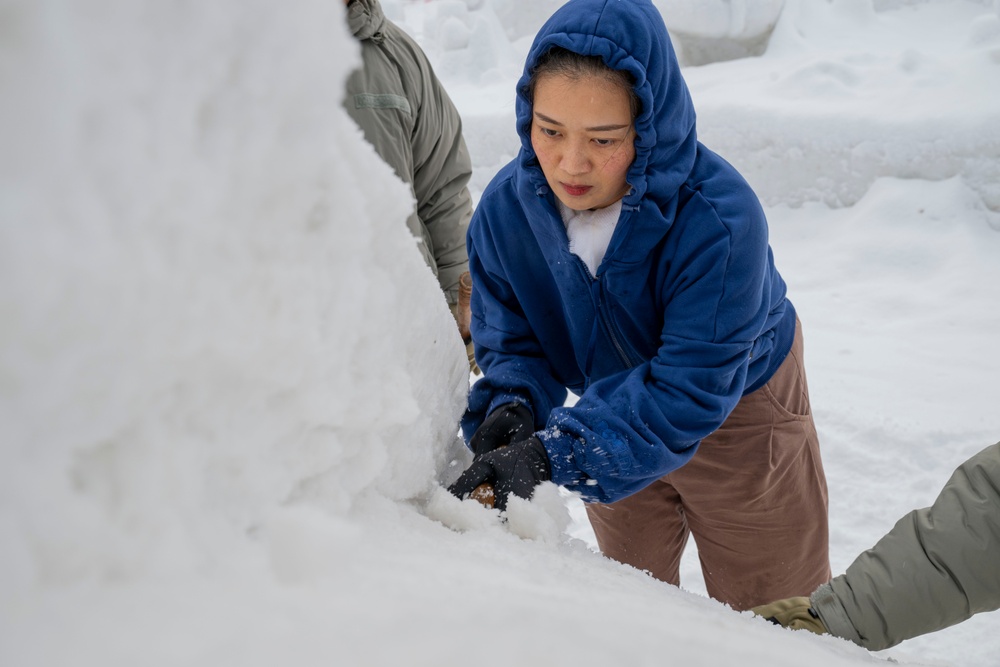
[0,0,469,595]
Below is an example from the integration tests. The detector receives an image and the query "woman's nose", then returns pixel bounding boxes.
[560,142,591,175]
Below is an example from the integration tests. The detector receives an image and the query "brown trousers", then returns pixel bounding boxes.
[586,319,831,610]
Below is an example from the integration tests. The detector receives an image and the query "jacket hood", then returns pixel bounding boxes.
[515,0,697,207]
[346,0,386,41]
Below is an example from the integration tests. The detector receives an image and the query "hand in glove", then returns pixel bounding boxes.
[751,597,828,636]
[449,272,480,375]
[469,402,534,457]
[448,436,551,512]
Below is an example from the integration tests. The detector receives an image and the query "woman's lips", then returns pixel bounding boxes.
[561,183,592,197]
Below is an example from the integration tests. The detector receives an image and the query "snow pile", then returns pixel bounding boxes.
[653,0,786,41]
[0,0,468,600]
[688,0,1000,211]
[652,0,787,64]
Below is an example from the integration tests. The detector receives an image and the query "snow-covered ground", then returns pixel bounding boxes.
[2,1,999,666]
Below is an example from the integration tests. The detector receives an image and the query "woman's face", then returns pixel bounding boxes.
[530,72,635,212]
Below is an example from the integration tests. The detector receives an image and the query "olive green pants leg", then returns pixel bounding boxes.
[587,320,831,610]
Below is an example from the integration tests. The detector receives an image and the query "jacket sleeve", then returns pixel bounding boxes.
[542,191,780,502]
[407,39,473,304]
[349,20,473,305]
[811,441,1000,651]
[460,207,569,442]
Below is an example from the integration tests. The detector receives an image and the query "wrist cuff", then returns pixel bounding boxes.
[810,581,864,647]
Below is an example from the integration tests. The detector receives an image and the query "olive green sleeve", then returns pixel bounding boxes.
[406,38,472,304]
[812,442,1000,651]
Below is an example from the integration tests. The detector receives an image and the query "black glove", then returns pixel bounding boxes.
[448,436,551,512]
[469,402,534,457]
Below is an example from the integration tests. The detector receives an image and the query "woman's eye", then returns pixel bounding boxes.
[540,127,559,138]
[594,138,616,147]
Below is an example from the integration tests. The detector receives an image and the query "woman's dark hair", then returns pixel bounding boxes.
[528,47,641,120]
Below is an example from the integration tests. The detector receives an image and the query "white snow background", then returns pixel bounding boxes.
[2,0,999,665]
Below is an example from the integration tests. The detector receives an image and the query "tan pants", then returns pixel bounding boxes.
[586,319,831,611]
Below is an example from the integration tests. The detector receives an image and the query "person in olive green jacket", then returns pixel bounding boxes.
[752,441,1000,652]
[343,0,478,373]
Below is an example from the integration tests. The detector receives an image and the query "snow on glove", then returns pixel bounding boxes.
[469,402,534,457]
[448,436,551,512]
[751,597,828,636]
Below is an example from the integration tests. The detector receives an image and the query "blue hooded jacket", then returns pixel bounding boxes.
[462,0,796,503]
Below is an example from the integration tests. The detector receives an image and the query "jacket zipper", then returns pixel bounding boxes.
[593,279,642,370]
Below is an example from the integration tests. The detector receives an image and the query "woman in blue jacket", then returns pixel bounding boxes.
[448,0,830,610]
